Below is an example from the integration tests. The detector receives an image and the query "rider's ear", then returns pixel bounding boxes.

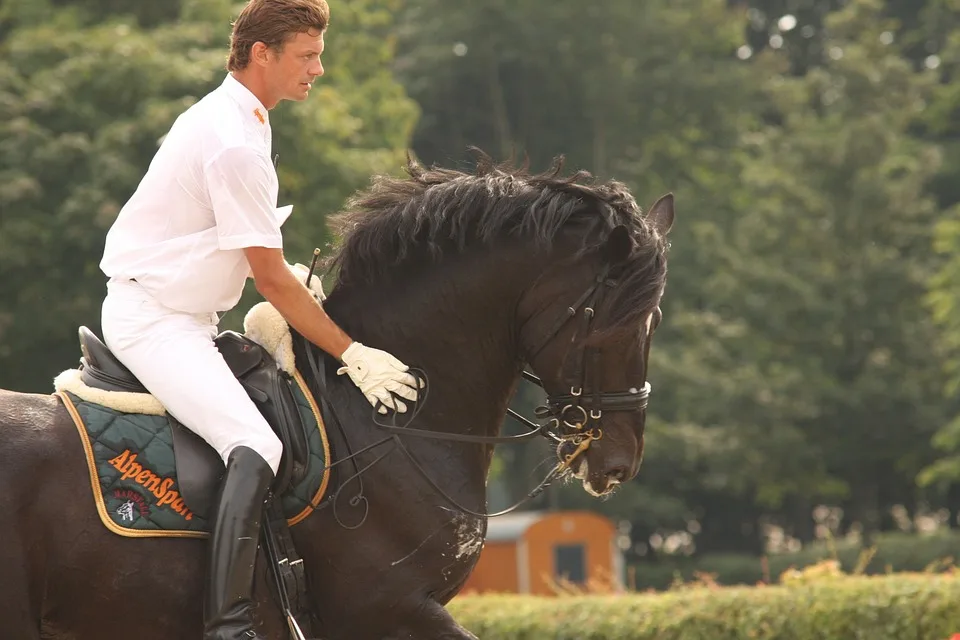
[600,224,633,266]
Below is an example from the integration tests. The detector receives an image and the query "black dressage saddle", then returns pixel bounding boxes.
[75,326,311,519]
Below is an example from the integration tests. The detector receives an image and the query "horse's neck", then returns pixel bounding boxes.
[323,248,538,439]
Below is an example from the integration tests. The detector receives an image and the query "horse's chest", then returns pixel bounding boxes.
[426,512,486,589]
[446,512,485,562]
[403,512,486,582]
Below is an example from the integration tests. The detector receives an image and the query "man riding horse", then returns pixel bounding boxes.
[97,1,420,637]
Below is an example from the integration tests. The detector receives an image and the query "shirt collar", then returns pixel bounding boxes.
[220,72,270,129]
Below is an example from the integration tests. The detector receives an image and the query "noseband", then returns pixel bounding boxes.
[520,264,652,467]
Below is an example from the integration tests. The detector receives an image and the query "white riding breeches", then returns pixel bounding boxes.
[100,278,283,475]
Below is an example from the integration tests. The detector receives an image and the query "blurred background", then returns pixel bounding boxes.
[4,0,960,592]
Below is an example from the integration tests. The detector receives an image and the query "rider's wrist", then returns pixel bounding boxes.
[339,341,360,364]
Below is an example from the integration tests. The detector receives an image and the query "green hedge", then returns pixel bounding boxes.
[630,530,960,590]
[448,572,960,639]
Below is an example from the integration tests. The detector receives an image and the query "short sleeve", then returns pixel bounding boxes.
[205,145,283,250]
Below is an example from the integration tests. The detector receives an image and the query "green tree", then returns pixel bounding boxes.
[719,0,948,544]
[919,0,960,491]
[395,0,756,180]
[735,0,940,74]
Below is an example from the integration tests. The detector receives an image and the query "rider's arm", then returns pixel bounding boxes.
[246,247,420,413]
[244,246,352,359]
[206,144,420,412]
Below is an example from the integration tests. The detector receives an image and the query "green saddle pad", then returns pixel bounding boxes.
[57,369,330,539]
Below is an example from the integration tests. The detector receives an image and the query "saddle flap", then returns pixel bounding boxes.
[214,329,311,491]
[169,416,225,519]
[242,365,311,490]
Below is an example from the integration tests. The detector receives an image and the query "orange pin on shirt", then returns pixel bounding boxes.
[253,108,265,124]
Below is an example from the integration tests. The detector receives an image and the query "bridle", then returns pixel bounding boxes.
[299,259,655,524]
[520,262,652,470]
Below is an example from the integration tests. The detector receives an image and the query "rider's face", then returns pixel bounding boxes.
[265,29,325,104]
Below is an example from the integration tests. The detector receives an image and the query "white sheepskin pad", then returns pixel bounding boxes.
[54,368,166,415]
[241,301,296,376]
[53,301,295,414]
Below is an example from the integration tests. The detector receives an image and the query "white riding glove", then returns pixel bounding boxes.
[337,342,421,414]
[287,262,326,301]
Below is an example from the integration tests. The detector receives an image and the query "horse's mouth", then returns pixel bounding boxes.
[584,464,620,496]
[565,451,619,497]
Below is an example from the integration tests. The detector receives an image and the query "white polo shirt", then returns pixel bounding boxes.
[100,73,293,314]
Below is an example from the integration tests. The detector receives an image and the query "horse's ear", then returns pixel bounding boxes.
[601,224,634,266]
[647,193,675,236]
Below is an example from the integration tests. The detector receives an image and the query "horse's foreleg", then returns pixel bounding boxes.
[382,600,478,640]
[0,524,42,639]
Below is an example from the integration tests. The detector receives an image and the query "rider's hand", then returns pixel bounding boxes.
[287,262,326,301]
[337,342,420,414]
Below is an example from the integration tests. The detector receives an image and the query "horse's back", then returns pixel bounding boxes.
[0,388,77,475]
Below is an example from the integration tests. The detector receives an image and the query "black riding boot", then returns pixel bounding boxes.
[203,446,275,640]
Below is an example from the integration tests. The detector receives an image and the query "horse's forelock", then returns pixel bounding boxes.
[590,249,668,345]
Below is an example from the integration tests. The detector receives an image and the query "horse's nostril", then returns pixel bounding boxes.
[607,467,626,482]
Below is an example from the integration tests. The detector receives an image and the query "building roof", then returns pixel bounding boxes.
[485,511,545,542]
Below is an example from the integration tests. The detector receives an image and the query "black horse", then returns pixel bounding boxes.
[0,153,674,639]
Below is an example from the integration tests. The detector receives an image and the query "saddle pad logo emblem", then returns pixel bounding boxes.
[108,449,196,521]
[113,488,149,523]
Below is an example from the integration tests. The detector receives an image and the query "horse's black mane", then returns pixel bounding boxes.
[324,150,670,336]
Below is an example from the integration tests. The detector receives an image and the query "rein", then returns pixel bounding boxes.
[300,338,558,524]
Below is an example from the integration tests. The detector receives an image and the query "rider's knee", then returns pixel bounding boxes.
[229,431,283,476]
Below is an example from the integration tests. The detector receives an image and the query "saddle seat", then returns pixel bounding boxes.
[75,326,311,514]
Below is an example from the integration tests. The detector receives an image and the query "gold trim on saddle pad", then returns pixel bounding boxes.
[55,368,330,539]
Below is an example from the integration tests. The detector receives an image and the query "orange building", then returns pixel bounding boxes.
[461,510,624,595]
